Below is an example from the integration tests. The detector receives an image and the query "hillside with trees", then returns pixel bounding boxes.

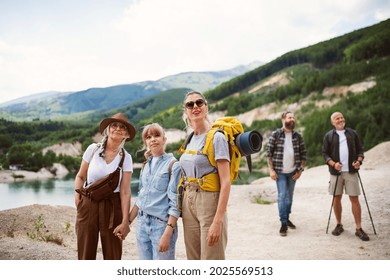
[143,18,390,169]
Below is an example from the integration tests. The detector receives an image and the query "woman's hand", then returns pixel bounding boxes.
[74,193,81,207]
[113,223,130,240]
[207,221,222,247]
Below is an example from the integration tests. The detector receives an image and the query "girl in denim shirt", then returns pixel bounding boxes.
[129,123,181,259]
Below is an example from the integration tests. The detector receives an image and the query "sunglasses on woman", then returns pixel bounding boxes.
[110,122,127,131]
[185,99,206,109]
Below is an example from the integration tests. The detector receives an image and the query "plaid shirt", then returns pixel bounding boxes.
[266,128,307,174]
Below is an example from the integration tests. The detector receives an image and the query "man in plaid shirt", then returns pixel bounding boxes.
[266,111,307,236]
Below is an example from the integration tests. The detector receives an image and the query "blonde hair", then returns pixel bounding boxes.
[140,123,166,159]
[182,91,211,129]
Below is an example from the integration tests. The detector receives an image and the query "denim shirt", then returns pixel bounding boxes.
[135,153,181,221]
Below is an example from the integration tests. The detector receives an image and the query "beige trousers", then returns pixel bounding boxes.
[182,183,227,260]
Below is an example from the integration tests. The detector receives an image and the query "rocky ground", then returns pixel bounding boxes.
[1,142,389,260]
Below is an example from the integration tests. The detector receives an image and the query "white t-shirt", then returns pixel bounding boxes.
[150,155,161,172]
[336,130,349,172]
[282,132,296,173]
[82,143,133,192]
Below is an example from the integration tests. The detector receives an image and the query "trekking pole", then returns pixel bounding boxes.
[326,173,339,234]
[357,171,377,235]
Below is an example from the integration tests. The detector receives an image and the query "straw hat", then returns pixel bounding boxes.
[99,113,136,141]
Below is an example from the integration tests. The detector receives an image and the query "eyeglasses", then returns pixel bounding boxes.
[185,99,206,109]
[110,122,127,131]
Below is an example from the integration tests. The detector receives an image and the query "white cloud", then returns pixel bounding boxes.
[0,0,389,104]
[374,5,390,21]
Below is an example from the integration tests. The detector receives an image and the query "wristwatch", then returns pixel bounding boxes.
[297,167,304,173]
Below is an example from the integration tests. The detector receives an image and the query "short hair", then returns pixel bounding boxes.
[281,111,292,119]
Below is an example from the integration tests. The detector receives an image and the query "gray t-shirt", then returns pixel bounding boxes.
[180,131,230,178]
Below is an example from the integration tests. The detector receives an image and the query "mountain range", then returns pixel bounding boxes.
[0,61,262,121]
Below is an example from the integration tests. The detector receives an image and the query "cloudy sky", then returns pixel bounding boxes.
[0,0,389,104]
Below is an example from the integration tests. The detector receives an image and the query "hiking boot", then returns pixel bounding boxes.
[279,224,288,237]
[287,220,296,229]
[332,224,344,236]
[355,228,370,241]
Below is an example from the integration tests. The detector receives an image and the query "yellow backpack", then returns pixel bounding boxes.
[178,117,262,189]
[204,117,244,182]
[176,117,262,215]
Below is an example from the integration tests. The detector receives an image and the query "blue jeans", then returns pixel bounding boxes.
[136,213,178,260]
[276,171,296,224]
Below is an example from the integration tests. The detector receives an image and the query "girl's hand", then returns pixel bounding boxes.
[158,234,170,252]
[113,223,130,240]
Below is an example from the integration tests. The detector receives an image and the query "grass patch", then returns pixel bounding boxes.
[26,214,64,245]
[252,194,272,205]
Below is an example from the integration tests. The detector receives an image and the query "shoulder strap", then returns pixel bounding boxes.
[202,128,227,167]
[178,132,195,154]
[118,148,125,168]
[168,159,177,179]
[141,160,147,171]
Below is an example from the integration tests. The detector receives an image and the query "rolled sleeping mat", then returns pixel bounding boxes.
[235,131,263,173]
[235,130,263,156]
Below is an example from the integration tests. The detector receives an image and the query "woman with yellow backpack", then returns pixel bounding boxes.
[178,91,231,260]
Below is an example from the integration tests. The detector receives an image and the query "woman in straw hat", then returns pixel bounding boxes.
[74,113,136,260]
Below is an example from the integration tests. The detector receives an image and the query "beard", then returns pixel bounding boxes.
[335,122,346,130]
[285,121,295,130]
